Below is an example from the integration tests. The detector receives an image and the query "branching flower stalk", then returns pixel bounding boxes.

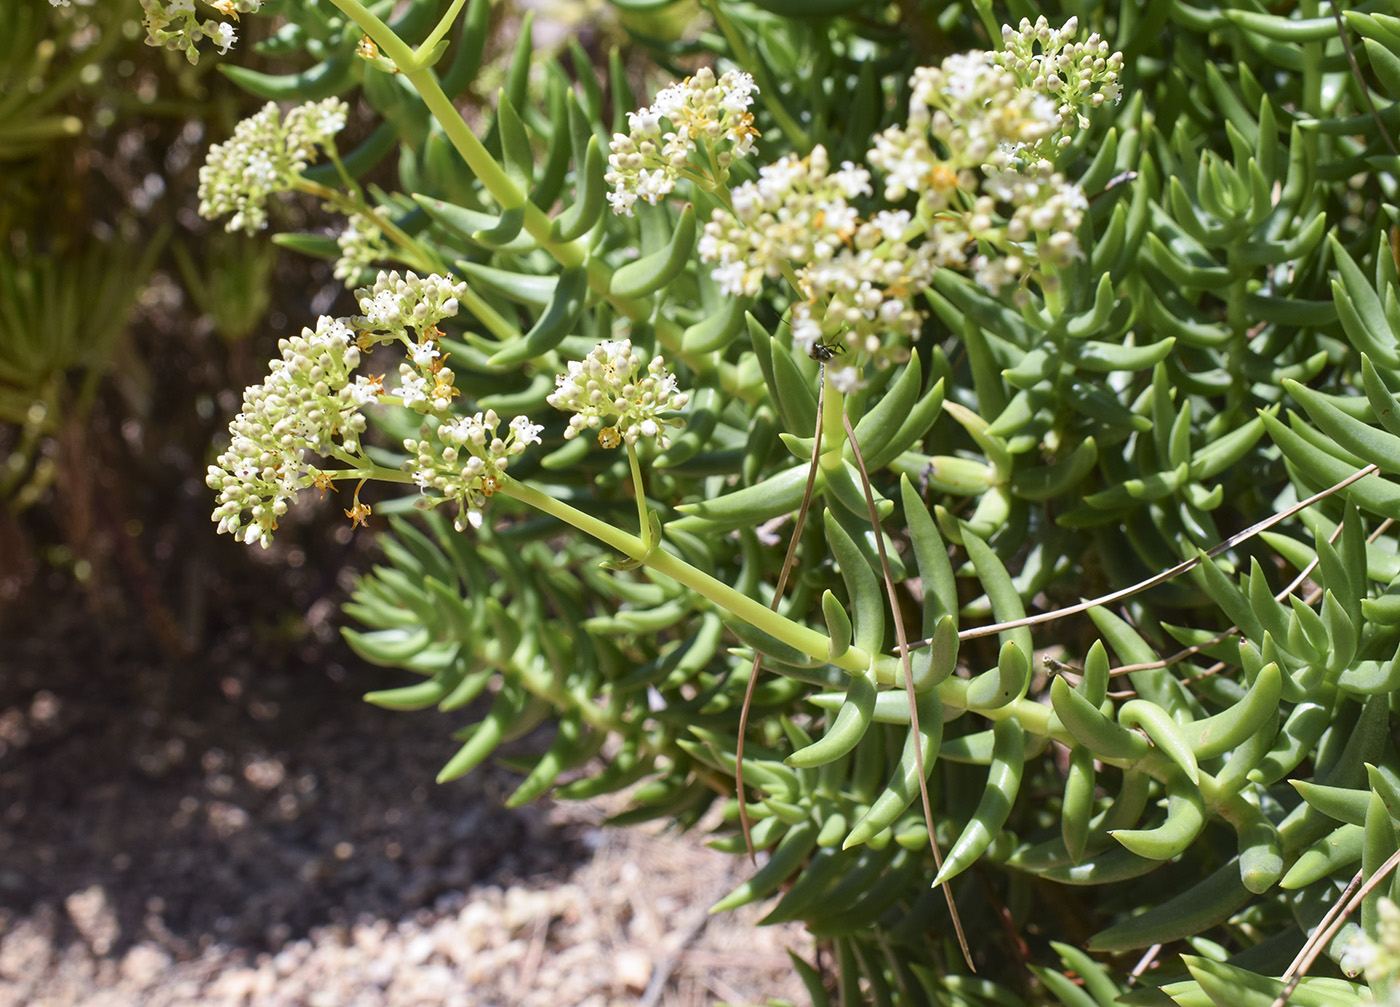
[201,8,1140,746]
[299,0,755,397]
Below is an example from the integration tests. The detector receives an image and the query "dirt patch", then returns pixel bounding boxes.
[0,578,811,1006]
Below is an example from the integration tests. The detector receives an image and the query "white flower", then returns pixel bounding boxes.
[606,67,761,214]
[828,365,865,394]
[198,99,348,234]
[206,313,371,548]
[210,20,236,54]
[403,409,541,532]
[398,367,428,407]
[141,0,263,64]
[510,416,544,447]
[410,342,440,368]
[548,340,689,448]
[334,209,391,287]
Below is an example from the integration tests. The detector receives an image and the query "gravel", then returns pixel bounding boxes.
[0,580,811,1006]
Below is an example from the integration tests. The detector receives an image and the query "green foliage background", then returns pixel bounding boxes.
[194,0,1400,1002]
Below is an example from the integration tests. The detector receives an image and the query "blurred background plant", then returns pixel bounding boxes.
[0,0,386,655]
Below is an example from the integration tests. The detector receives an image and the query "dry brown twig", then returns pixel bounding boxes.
[1270,849,1400,1007]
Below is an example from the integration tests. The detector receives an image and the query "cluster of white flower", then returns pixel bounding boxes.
[605,68,760,216]
[699,145,873,298]
[699,146,937,385]
[334,209,392,286]
[139,0,261,65]
[353,270,470,415]
[404,410,543,532]
[547,339,689,450]
[207,271,491,548]
[1342,898,1400,1003]
[207,314,381,548]
[971,159,1089,290]
[869,54,1059,206]
[688,20,1118,377]
[867,50,1090,297]
[198,98,349,234]
[996,16,1124,144]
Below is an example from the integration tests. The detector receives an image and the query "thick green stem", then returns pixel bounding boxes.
[324,450,414,483]
[1039,253,1065,318]
[1225,273,1248,415]
[819,369,846,472]
[501,477,869,673]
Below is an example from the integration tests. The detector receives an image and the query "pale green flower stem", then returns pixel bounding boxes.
[625,442,654,553]
[414,0,471,65]
[293,176,520,343]
[296,177,440,273]
[506,473,1238,819]
[323,0,752,400]
[501,476,873,676]
[819,371,846,472]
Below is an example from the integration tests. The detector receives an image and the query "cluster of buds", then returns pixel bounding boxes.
[137,0,262,64]
[605,68,760,216]
[207,272,484,548]
[867,54,1059,209]
[354,270,468,415]
[548,340,689,450]
[404,411,543,532]
[206,315,383,548]
[334,209,392,286]
[700,146,936,385]
[198,98,348,234]
[355,269,466,338]
[996,16,1124,144]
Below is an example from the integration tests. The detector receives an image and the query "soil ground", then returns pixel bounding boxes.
[0,575,812,1006]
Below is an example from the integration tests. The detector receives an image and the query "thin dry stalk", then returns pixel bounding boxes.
[1270,849,1400,1007]
[904,463,1380,651]
[734,376,826,863]
[843,411,973,972]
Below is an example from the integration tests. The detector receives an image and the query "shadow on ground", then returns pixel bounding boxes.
[0,577,585,962]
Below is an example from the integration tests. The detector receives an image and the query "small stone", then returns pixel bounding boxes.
[614,948,652,991]
[0,904,56,980]
[119,944,171,987]
[405,932,435,965]
[64,886,120,957]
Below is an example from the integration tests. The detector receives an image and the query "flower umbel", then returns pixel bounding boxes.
[699,145,931,371]
[198,98,349,234]
[207,271,471,548]
[140,0,262,64]
[605,68,760,216]
[404,410,543,532]
[548,340,689,449]
[206,315,380,548]
[334,208,393,287]
[995,16,1124,144]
